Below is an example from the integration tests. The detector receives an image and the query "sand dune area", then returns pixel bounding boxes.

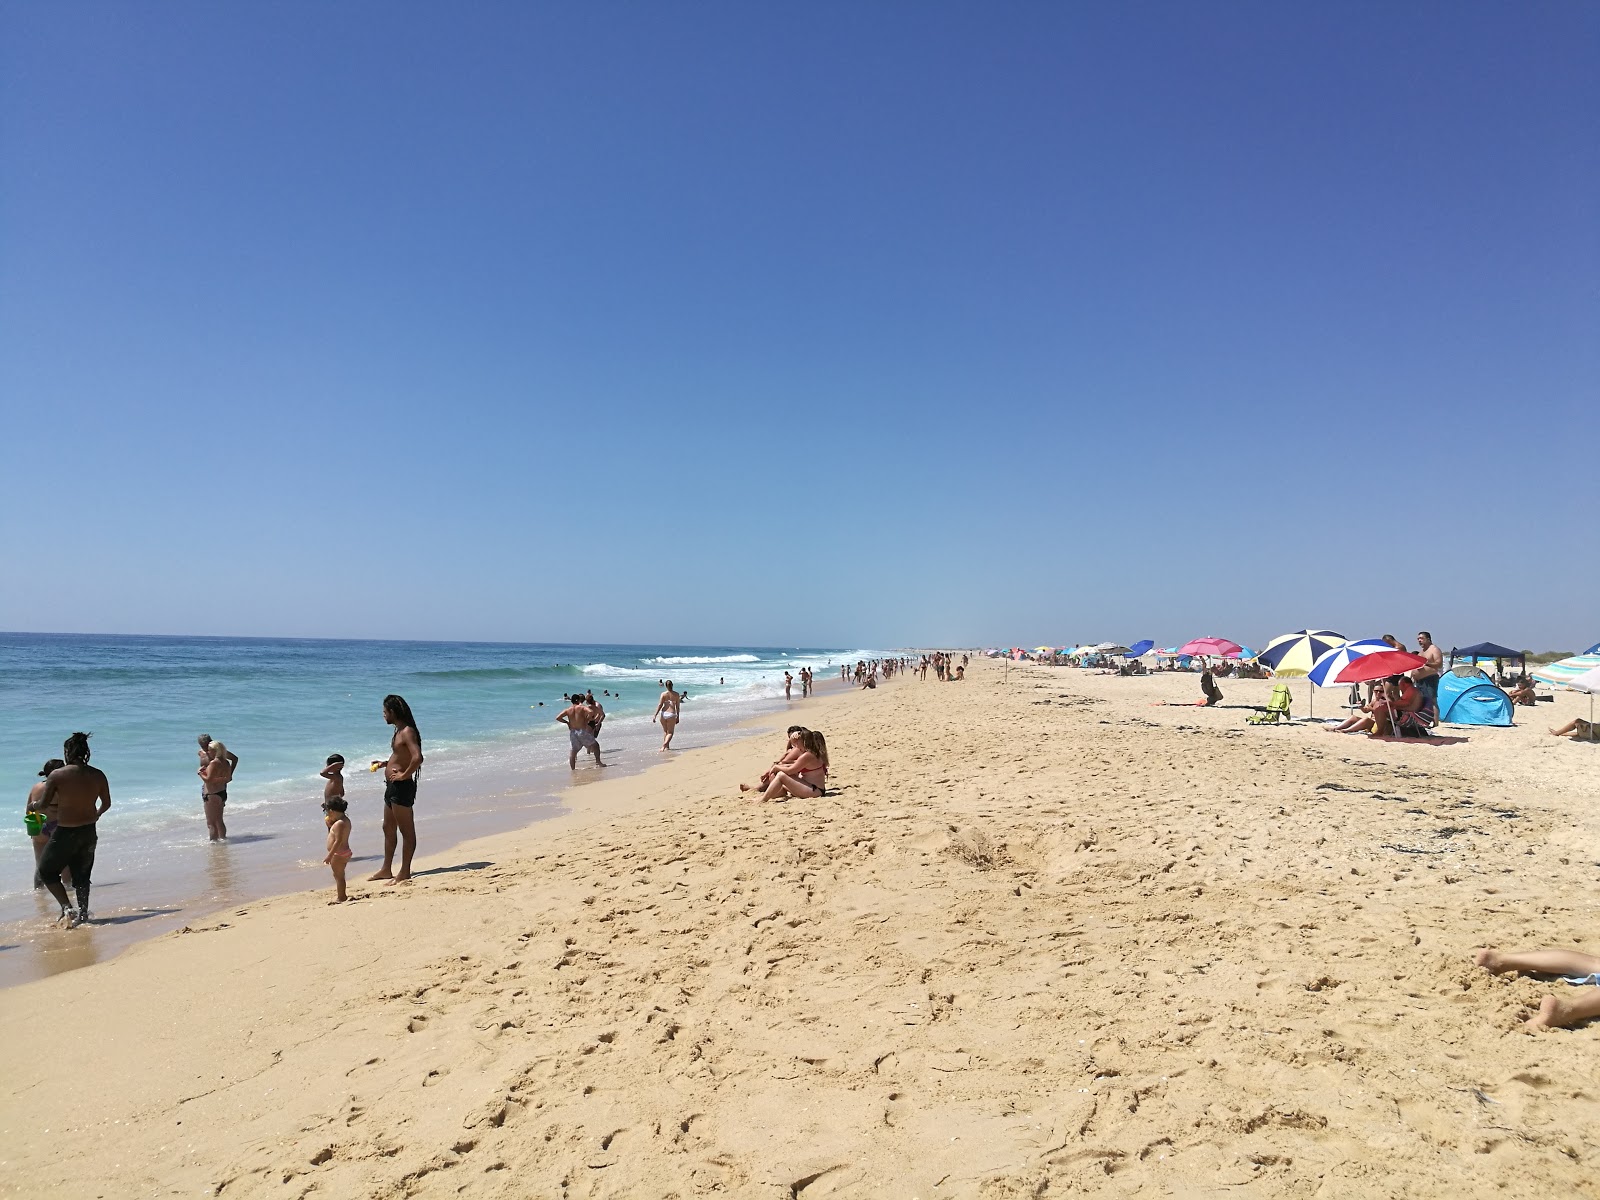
[3,660,1598,1198]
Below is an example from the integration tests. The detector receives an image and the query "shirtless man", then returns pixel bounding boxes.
[372,694,423,883]
[1411,632,1444,709]
[558,694,603,768]
[36,732,110,926]
[652,680,683,751]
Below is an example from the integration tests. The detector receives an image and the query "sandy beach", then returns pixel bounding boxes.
[3,660,1598,1198]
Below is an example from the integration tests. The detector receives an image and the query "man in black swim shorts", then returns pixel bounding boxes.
[36,732,111,927]
[372,695,423,883]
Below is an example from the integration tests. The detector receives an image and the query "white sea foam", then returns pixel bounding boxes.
[643,654,761,665]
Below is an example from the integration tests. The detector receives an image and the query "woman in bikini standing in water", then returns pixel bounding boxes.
[653,680,683,750]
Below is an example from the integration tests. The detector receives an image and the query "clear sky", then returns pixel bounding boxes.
[2,3,1594,651]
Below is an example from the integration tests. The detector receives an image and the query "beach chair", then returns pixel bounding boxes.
[1247,684,1294,724]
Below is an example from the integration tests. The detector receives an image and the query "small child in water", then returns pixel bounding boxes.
[319,755,351,902]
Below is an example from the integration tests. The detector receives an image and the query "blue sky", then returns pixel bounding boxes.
[2,3,1594,651]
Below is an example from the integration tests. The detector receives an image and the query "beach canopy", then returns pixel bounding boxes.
[1305,639,1390,687]
[1335,650,1426,684]
[1257,630,1345,677]
[1125,639,1155,658]
[1532,654,1600,687]
[1178,637,1242,658]
[1452,642,1523,661]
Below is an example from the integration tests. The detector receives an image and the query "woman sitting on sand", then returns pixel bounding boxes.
[1504,679,1536,706]
[1549,717,1597,741]
[741,727,808,793]
[749,730,827,802]
[1368,676,1435,738]
[1199,668,1223,707]
[1473,947,1600,1030]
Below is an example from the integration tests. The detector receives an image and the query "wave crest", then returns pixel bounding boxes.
[644,654,760,665]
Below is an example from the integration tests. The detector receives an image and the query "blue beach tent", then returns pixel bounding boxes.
[1436,670,1513,727]
[1585,641,1600,656]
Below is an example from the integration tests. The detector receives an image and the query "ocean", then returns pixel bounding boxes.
[0,633,878,980]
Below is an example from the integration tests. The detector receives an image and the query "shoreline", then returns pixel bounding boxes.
[0,674,859,989]
[5,660,1596,1198]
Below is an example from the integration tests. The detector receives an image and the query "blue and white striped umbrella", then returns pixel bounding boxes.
[1533,654,1600,687]
[1306,639,1392,688]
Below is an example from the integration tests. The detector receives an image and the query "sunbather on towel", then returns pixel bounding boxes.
[1473,947,1600,1030]
[1549,718,1597,741]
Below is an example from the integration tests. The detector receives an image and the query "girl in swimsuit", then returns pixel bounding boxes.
[752,730,828,802]
[323,797,352,902]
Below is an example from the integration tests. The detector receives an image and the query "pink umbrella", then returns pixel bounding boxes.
[1178,637,1243,659]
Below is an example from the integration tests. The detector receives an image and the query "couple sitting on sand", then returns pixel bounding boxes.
[740,725,828,802]
[1325,674,1436,737]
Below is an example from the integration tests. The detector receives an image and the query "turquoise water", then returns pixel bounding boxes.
[1,633,870,913]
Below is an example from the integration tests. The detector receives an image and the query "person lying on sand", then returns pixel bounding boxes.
[748,730,827,802]
[1549,718,1597,741]
[741,727,807,793]
[1473,948,1600,1030]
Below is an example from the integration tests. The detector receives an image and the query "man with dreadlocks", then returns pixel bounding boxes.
[37,732,111,927]
[371,695,423,884]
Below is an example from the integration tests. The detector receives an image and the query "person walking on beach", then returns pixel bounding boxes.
[653,680,683,751]
[36,733,110,927]
[558,694,604,768]
[372,695,423,883]
[586,691,606,747]
[25,758,66,890]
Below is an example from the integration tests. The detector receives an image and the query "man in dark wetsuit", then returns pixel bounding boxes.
[372,694,423,883]
[37,732,110,927]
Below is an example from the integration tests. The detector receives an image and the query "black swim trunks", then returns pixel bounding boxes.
[204,789,227,805]
[384,778,418,808]
[38,824,96,890]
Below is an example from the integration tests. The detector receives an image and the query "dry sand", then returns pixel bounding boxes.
[3,661,1598,1198]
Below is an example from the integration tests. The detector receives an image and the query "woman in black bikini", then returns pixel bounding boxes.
[752,730,828,802]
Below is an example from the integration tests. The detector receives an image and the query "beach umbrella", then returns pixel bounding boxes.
[1256,631,1347,717]
[1032,646,1055,655]
[1257,631,1346,676]
[1565,665,1600,740]
[1095,642,1131,655]
[1178,637,1243,658]
[1334,650,1426,685]
[1585,642,1600,656]
[1125,639,1155,658]
[1306,640,1392,688]
[1532,654,1600,687]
